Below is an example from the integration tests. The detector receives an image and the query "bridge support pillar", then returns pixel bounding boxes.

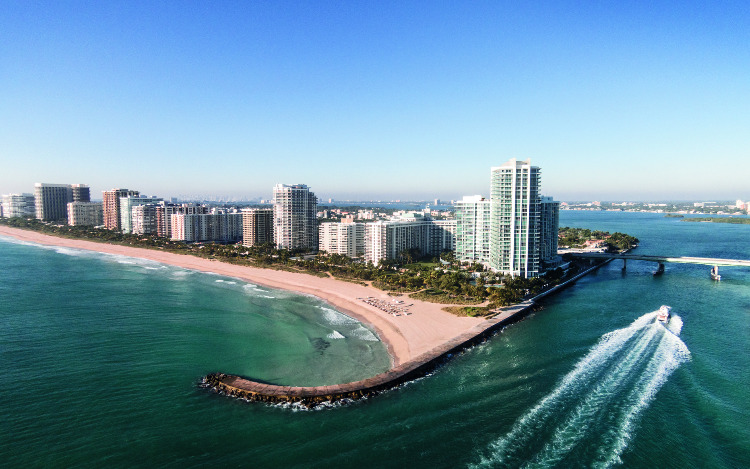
[653,263,665,276]
[622,259,627,271]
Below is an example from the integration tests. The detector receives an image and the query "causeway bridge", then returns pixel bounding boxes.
[567,253,750,277]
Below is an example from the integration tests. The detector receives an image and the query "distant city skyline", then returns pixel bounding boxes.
[2,3,748,201]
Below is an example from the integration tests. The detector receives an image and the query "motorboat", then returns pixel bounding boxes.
[656,305,671,323]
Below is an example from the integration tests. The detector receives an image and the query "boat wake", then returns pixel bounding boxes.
[471,311,690,468]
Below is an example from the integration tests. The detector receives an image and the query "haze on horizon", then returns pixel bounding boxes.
[1,2,748,202]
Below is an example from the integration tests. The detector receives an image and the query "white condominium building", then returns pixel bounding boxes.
[364,215,456,266]
[273,184,318,251]
[319,221,365,258]
[489,159,541,277]
[67,202,103,227]
[455,195,492,265]
[34,183,74,222]
[131,204,160,235]
[171,212,243,243]
[1,193,36,218]
[242,208,274,247]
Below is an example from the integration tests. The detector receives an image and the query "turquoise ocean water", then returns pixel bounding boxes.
[1,211,748,468]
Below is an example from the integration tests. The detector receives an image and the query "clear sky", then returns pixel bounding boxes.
[1,1,748,201]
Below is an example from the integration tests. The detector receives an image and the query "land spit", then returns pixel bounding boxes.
[204,261,612,407]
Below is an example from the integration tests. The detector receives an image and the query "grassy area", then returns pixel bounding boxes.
[402,261,441,270]
[442,306,493,317]
[410,288,484,305]
[371,279,422,293]
[682,217,750,224]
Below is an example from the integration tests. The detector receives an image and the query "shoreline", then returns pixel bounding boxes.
[0,225,483,368]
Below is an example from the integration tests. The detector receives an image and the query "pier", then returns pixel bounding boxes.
[568,253,750,278]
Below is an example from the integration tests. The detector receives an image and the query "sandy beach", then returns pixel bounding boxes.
[0,226,484,366]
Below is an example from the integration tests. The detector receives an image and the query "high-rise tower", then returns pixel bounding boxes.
[34,183,73,222]
[272,184,318,250]
[489,159,541,277]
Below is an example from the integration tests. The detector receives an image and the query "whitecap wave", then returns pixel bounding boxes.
[328,330,345,339]
[319,306,358,326]
[350,325,380,342]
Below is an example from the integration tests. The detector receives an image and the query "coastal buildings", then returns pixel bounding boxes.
[120,195,163,234]
[319,220,365,257]
[34,183,74,222]
[455,195,491,264]
[170,211,243,243]
[155,203,206,238]
[242,208,274,247]
[103,189,139,230]
[273,184,318,251]
[1,193,36,218]
[486,159,559,277]
[71,184,91,203]
[67,202,103,227]
[364,214,456,265]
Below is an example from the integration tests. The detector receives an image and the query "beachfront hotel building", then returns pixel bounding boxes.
[455,195,491,265]
[67,202,103,227]
[170,212,243,243]
[103,189,139,230]
[319,220,365,258]
[273,184,318,251]
[120,195,163,234]
[489,159,542,277]
[34,183,75,222]
[364,214,456,265]
[242,208,274,247]
[1,193,36,218]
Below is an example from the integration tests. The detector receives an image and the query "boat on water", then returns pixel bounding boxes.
[657,305,671,323]
[710,266,721,281]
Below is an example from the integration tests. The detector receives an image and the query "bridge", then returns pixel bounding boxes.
[567,253,750,279]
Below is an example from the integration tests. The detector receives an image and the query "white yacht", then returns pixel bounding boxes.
[657,305,671,323]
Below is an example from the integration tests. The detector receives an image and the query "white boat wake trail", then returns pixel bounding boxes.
[471,311,690,468]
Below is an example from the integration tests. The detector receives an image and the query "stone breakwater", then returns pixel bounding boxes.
[202,261,612,408]
[202,302,535,407]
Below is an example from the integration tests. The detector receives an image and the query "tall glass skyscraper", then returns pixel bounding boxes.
[489,159,541,277]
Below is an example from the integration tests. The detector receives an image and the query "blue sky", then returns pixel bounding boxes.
[1,1,748,201]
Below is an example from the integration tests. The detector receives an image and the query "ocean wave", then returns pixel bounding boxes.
[327,330,345,339]
[319,306,358,326]
[349,325,379,342]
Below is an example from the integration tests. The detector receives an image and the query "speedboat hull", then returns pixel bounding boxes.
[657,305,671,323]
